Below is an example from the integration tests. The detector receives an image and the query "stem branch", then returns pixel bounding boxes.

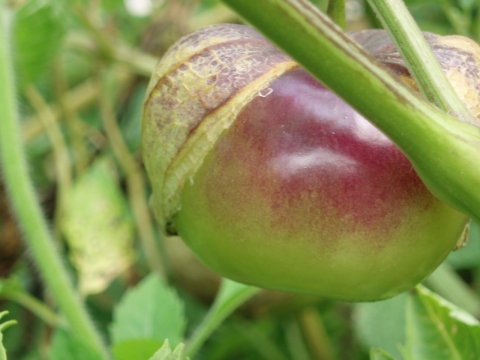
[367,0,474,122]
[1,289,64,328]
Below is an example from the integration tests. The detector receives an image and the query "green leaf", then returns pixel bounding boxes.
[112,339,163,360]
[50,329,104,360]
[13,0,65,86]
[370,348,397,360]
[149,340,189,360]
[61,157,136,296]
[354,293,406,359]
[405,285,480,359]
[0,312,17,360]
[110,274,185,346]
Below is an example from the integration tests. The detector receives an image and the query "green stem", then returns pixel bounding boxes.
[367,0,474,122]
[284,317,310,360]
[112,42,157,77]
[22,78,100,141]
[100,68,166,279]
[1,290,64,328]
[24,85,73,239]
[475,7,480,43]
[72,4,115,60]
[65,23,156,77]
[326,0,345,30]
[185,279,260,357]
[23,72,131,143]
[439,0,470,37]
[53,60,90,176]
[298,307,335,360]
[0,6,109,359]
[222,0,480,224]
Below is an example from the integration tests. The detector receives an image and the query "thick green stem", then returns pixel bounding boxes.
[222,0,480,223]
[0,5,109,359]
[367,0,474,122]
[326,0,345,30]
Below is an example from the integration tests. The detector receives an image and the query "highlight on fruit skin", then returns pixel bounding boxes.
[142,24,479,301]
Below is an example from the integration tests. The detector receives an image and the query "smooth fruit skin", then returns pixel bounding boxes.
[174,68,469,301]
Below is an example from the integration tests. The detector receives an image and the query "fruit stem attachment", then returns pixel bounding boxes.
[0,5,109,359]
[327,0,346,30]
[367,0,475,123]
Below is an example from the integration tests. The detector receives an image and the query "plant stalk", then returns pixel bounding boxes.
[1,289,64,328]
[22,78,101,141]
[24,85,73,238]
[100,67,166,279]
[298,307,335,360]
[327,0,346,30]
[367,0,474,122]
[0,5,109,359]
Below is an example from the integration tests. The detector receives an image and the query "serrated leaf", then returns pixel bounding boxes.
[405,285,480,360]
[0,312,16,360]
[354,293,406,359]
[49,329,103,360]
[112,338,163,360]
[370,348,397,360]
[61,157,136,296]
[110,274,185,346]
[149,340,189,360]
[13,0,65,85]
